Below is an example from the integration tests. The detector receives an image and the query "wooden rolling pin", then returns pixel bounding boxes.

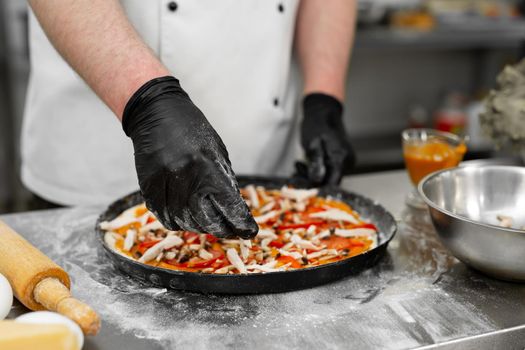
[0,220,100,335]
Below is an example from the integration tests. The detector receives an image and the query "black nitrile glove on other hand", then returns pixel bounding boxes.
[122,76,258,239]
[297,93,356,186]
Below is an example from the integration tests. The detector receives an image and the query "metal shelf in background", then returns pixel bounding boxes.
[355,20,525,50]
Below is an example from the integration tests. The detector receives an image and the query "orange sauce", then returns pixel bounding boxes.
[404,140,466,185]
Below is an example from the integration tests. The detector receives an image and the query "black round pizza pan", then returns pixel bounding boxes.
[95,176,397,294]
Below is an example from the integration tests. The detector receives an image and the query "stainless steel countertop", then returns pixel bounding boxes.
[3,170,525,350]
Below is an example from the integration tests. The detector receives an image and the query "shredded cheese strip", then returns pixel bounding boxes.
[139,236,183,263]
[309,208,359,224]
[291,234,323,251]
[256,229,278,240]
[254,210,280,224]
[227,248,247,273]
[123,229,136,251]
[245,185,260,209]
[280,187,319,202]
[334,228,376,238]
[100,216,136,231]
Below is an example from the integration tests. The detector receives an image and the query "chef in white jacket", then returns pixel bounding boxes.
[22,0,356,238]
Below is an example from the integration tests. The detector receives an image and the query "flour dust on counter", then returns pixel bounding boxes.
[1,207,500,350]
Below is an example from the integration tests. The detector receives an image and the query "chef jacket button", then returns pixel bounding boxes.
[167,1,178,12]
[273,98,279,107]
[278,3,284,13]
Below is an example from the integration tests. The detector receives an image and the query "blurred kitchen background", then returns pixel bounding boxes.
[1,0,525,214]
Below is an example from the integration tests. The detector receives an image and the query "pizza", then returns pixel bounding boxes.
[100,185,379,274]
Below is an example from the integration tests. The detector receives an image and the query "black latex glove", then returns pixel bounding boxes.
[122,76,258,239]
[297,93,356,186]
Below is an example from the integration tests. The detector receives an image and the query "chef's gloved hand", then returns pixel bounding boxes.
[122,76,258,239]
[297,93,356,186]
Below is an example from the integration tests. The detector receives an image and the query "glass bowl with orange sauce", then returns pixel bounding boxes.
[402,128,467,208]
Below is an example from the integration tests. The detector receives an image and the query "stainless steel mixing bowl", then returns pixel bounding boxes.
[418,165,525,281]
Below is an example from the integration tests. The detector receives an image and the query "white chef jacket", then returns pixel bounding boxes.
[22,0,301,206]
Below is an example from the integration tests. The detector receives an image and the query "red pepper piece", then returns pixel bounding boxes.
[349,239,365,247]
[137,239,161,254]
[350,223,378,231]
[183,231,199,241]
[187,250,224,268]
[205,234,219,243]
[268,240,285,248]
[276,255,302,268]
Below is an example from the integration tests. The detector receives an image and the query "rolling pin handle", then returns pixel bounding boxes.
[34,277,101,335]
